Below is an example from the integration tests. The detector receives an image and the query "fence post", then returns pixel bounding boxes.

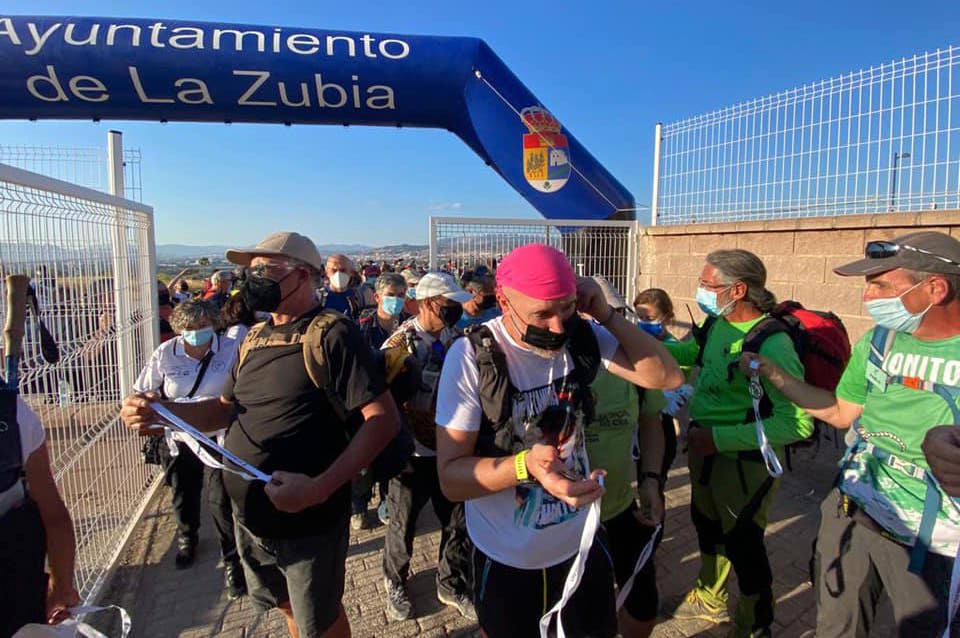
[428,216,438,271]
[650,123,662,226]
[107,130,137,398]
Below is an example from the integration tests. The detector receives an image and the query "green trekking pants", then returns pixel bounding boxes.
[689,449,779,637]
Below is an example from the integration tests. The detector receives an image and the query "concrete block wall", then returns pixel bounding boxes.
[636,210,960,344]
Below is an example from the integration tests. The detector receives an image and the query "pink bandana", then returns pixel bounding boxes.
[496,244,576,300]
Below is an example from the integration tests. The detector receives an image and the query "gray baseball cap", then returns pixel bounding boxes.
[591,275,627,309]
[834,231,960,277]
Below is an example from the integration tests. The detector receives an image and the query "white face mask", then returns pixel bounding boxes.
[864,279,932,334]
[328,271,351,291]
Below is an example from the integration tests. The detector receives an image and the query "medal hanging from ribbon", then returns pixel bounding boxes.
[151,403,271,482]
[748,360,783,478]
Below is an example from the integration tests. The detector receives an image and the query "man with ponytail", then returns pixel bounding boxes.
[666,249,812,638]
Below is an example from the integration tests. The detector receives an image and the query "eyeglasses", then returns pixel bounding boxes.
[248,263,294,279]
[864,241,960,268]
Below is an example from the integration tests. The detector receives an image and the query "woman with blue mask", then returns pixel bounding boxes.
[633,288,678,343]
[133,299,248,599]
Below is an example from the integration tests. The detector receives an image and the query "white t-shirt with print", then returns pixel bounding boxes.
[134,334,241,439]
[17,397,45,461]
[383,316,459,458]
[435,316,618,569]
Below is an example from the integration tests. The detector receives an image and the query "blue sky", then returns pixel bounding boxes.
[2,1,958,246]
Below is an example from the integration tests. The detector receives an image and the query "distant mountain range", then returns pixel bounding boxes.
[156,243,427,260]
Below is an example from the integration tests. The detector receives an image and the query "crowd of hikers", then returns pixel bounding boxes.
[5,228,960,638]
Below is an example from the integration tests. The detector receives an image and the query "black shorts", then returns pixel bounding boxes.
[472,533,617,638]
[600,502,660,621]
[235,516,349,637]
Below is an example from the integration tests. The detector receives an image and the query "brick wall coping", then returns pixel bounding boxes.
[642,210,960,236]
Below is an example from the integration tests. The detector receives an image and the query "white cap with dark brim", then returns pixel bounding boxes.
[415,272,474,303]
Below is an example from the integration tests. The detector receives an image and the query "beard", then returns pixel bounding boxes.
[527,344,565,360]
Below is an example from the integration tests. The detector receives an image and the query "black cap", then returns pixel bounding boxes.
[834,231,960,277]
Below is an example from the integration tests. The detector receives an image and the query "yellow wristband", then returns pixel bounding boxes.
[514,450,529,482]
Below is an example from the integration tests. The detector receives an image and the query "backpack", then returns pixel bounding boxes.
[236,310,416,483]
[694,301,852,467]
[466,317,602,457]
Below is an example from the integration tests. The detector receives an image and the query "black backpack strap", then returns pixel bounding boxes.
[740,317,790,419]
[692,315,717,369]
[466,325,517,456]
[185,343,217,399]
[566,317,601,425]
[0,390,24,493]
[566,316,602,386]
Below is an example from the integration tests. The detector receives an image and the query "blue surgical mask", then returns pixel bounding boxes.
[182,327,214,347]
[865,280,931,334]
[406,288,417,300]
[637,320,663,337]
[381,296,405,316]
[696,286,734,317]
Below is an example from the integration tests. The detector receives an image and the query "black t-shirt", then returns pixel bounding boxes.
[221,306,385,538]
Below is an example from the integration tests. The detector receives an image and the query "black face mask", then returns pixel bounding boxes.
[480,294,498,310]
[241,270,298,313]
[437,302,464,328]
[513,313,578,351]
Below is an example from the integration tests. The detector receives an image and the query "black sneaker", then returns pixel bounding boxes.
[437,589,477,621]
[224,562,247,600]
[385,578,413,621]
[174,535,196,569]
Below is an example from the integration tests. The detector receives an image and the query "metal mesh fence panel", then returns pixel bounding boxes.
[0,162,159,603]
[655,46,960,224]
[0,145,143,203]
[429,217,639,303]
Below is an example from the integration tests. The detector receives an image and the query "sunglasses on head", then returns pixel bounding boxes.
[865,241,960,268]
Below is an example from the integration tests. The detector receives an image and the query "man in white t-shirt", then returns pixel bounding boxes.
[380,272,476,622]
[435,244,683,638]
[1,396,80,635]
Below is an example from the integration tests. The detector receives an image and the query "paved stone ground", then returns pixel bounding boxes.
[89,433,894,637]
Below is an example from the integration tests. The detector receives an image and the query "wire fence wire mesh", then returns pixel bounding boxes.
[0,145,143,203]
[429,216,639,303]
[655,45,960,224]
[0,161,159,603]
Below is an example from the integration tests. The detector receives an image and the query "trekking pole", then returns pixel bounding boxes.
[748,360,783,477]
[3,275,30,390]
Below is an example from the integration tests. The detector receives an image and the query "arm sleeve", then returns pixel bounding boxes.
[712,332,815,452]
[665,338,700,368]
[435,337,482,432]
[133,346,165,394]
[835,331,871,406]
[324,320,387,411]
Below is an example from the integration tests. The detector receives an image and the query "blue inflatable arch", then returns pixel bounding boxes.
[0,16,635,221]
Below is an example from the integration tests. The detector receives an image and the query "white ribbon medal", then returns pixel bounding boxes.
[151,403,271,482]
[749,360,783,478]
[538,474,603,638]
